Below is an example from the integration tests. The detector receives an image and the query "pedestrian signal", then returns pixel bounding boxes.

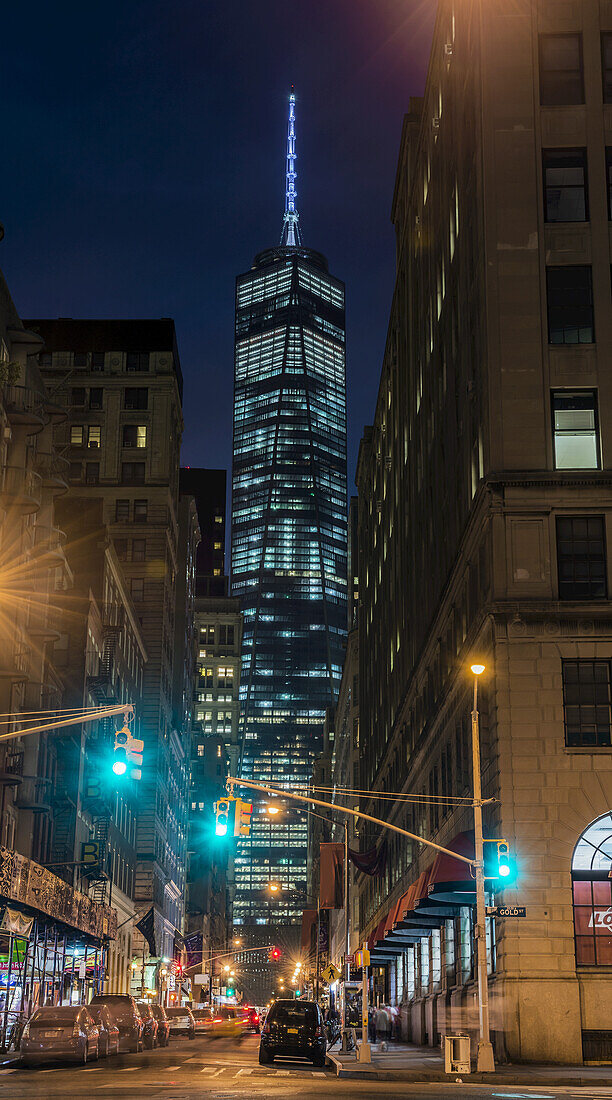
[355,948,370,967]
[233,798,253,837]
[214,798,234,837]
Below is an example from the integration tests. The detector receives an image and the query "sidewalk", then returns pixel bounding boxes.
[326,1041,612,1085]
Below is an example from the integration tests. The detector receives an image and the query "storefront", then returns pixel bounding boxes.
[0,844,117,1048]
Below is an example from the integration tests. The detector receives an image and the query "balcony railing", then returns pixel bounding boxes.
[14,776,53,813]
[2,385,46,431]
[0,466,42,514]
[0,749,24,787]
[34,450,69,494]
[33,523,67,564]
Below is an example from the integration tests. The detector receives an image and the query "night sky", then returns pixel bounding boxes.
[2,0,434,489]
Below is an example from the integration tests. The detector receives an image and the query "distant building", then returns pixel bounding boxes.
[180,467,227,597]
[356,0,612,1065]
[32,318,190,976]
[230,93,348,993]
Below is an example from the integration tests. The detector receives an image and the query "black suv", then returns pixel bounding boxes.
[259,999,326,1066]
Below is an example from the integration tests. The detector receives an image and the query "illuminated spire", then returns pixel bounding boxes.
[280,88,301,247]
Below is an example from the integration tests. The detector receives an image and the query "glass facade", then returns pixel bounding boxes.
[231,245,347,924]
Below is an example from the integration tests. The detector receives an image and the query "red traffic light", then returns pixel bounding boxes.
[268,945,282,961]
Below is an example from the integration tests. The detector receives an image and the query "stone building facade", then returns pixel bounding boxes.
[31,318,190,965]
[356,0,612,1064]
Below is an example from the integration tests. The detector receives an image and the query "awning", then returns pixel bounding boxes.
[369,832,476,962]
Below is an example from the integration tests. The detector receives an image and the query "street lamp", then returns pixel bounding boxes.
[470,661,495,1073]
[267,882,281,893]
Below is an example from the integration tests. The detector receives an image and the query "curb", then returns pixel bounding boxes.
[326,1053,612,1086]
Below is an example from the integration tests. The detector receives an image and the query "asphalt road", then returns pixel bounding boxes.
[3,1035,612,1099]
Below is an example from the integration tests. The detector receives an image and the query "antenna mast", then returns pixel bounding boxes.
[280,88,301,247]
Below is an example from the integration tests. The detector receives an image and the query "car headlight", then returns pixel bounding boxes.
[21,1023,30,1039]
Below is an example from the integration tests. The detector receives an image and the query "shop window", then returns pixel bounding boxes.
[573,814,612,965]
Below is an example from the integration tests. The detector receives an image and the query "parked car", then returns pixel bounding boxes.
[150,1003,170,1046]
[243,1006,261,1033]
[136,1002,158,1048]
[191,1007,214,1033]
[166,1005,195,1039]
[259,999,326,1066]
[87,1004,119,1057]
[20,1006,100,1066]
[89,993,143,1053]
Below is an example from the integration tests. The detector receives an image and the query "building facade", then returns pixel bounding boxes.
[31,319,190,967]
[356,0,612,1064]
[230,94,347,1001]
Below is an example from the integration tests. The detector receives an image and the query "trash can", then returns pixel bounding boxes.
[444,1034,471,1074]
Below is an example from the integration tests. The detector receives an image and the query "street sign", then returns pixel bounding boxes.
[486,905,526,918]
[321,963,341,983]
[344,953,355,966]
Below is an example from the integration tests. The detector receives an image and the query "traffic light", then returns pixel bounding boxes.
[483,838,517,884]
[226,986,235,997]
[113,727,128,776]
[355,948,370,967]
[113,724,144,781]
[214,797,234,837]
[81,841,100,868]
[268,946,282,962]
[233,798,253,837]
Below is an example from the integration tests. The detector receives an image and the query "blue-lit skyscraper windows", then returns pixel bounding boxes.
[231,243,347,926]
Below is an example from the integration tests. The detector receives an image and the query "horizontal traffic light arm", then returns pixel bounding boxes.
[0,703,134,743]
[226,776,476,867]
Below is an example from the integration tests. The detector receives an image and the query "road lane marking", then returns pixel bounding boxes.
[236,1067,253,1075]
[166,1065,182,1070]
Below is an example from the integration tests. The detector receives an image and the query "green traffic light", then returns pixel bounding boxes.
[112,760,127,776]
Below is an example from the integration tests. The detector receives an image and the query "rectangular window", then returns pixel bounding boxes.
[122,462,145,484]
[71,387,86,406]
[85,462,99,485]
[134,499,148,523]
[130,578,144,602]
[132,538,146,562]
[557,515,607,599]
[115,499,130,522]
[88,425,101,449]
[70,425,84,446]
[89,388,103,409]
[69,461,81,482]
[122,424,147,448]
[543,149,588,221]
[214,514,223,524]
[200,625,215,644]
[91,352,105,372]
[124,388,148,410]
[114,538,128,560]
[603,33,612,102]
[214,540,222,550]
[74,352,88,368]
[219,625,235,646]
[546,266,594,344]
[562,660,611,747]
[552,391,599,469]
[126,352,150,372]
[217,666,234,688]
[539,34,584,105]
[573,878,612,964]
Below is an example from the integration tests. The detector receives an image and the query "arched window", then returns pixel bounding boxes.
[572,814,612,965]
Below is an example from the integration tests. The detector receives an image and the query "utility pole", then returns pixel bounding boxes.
[470,664,495,1073]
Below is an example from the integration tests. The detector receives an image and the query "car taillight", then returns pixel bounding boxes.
[254,1014,259,1023]
[314,1026,323,1038]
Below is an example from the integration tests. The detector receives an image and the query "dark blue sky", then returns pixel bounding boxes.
[2,0,433,488]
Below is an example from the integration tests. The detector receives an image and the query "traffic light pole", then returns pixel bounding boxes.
[471,674,495,1073]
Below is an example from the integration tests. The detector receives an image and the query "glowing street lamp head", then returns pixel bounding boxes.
[268,882,281,893]
[267,804,280,815]
[112,759,127,776]
[471,663,485,676]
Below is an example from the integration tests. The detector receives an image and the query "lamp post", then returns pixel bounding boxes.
[470,662,495,1073]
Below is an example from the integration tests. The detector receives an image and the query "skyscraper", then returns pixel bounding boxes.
[231,92,347,976]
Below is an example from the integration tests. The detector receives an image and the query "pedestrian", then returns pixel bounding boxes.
[375,1004,388,1044]
[368,1005,376,1042]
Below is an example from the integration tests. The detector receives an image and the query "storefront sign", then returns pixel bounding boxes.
[0,845,117,940]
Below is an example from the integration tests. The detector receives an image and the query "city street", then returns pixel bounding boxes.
[2,1035,612,1100]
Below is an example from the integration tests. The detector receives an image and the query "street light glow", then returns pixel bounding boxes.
[267,804,281,815]
[268,882,281,893]
[471,663,485,676]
